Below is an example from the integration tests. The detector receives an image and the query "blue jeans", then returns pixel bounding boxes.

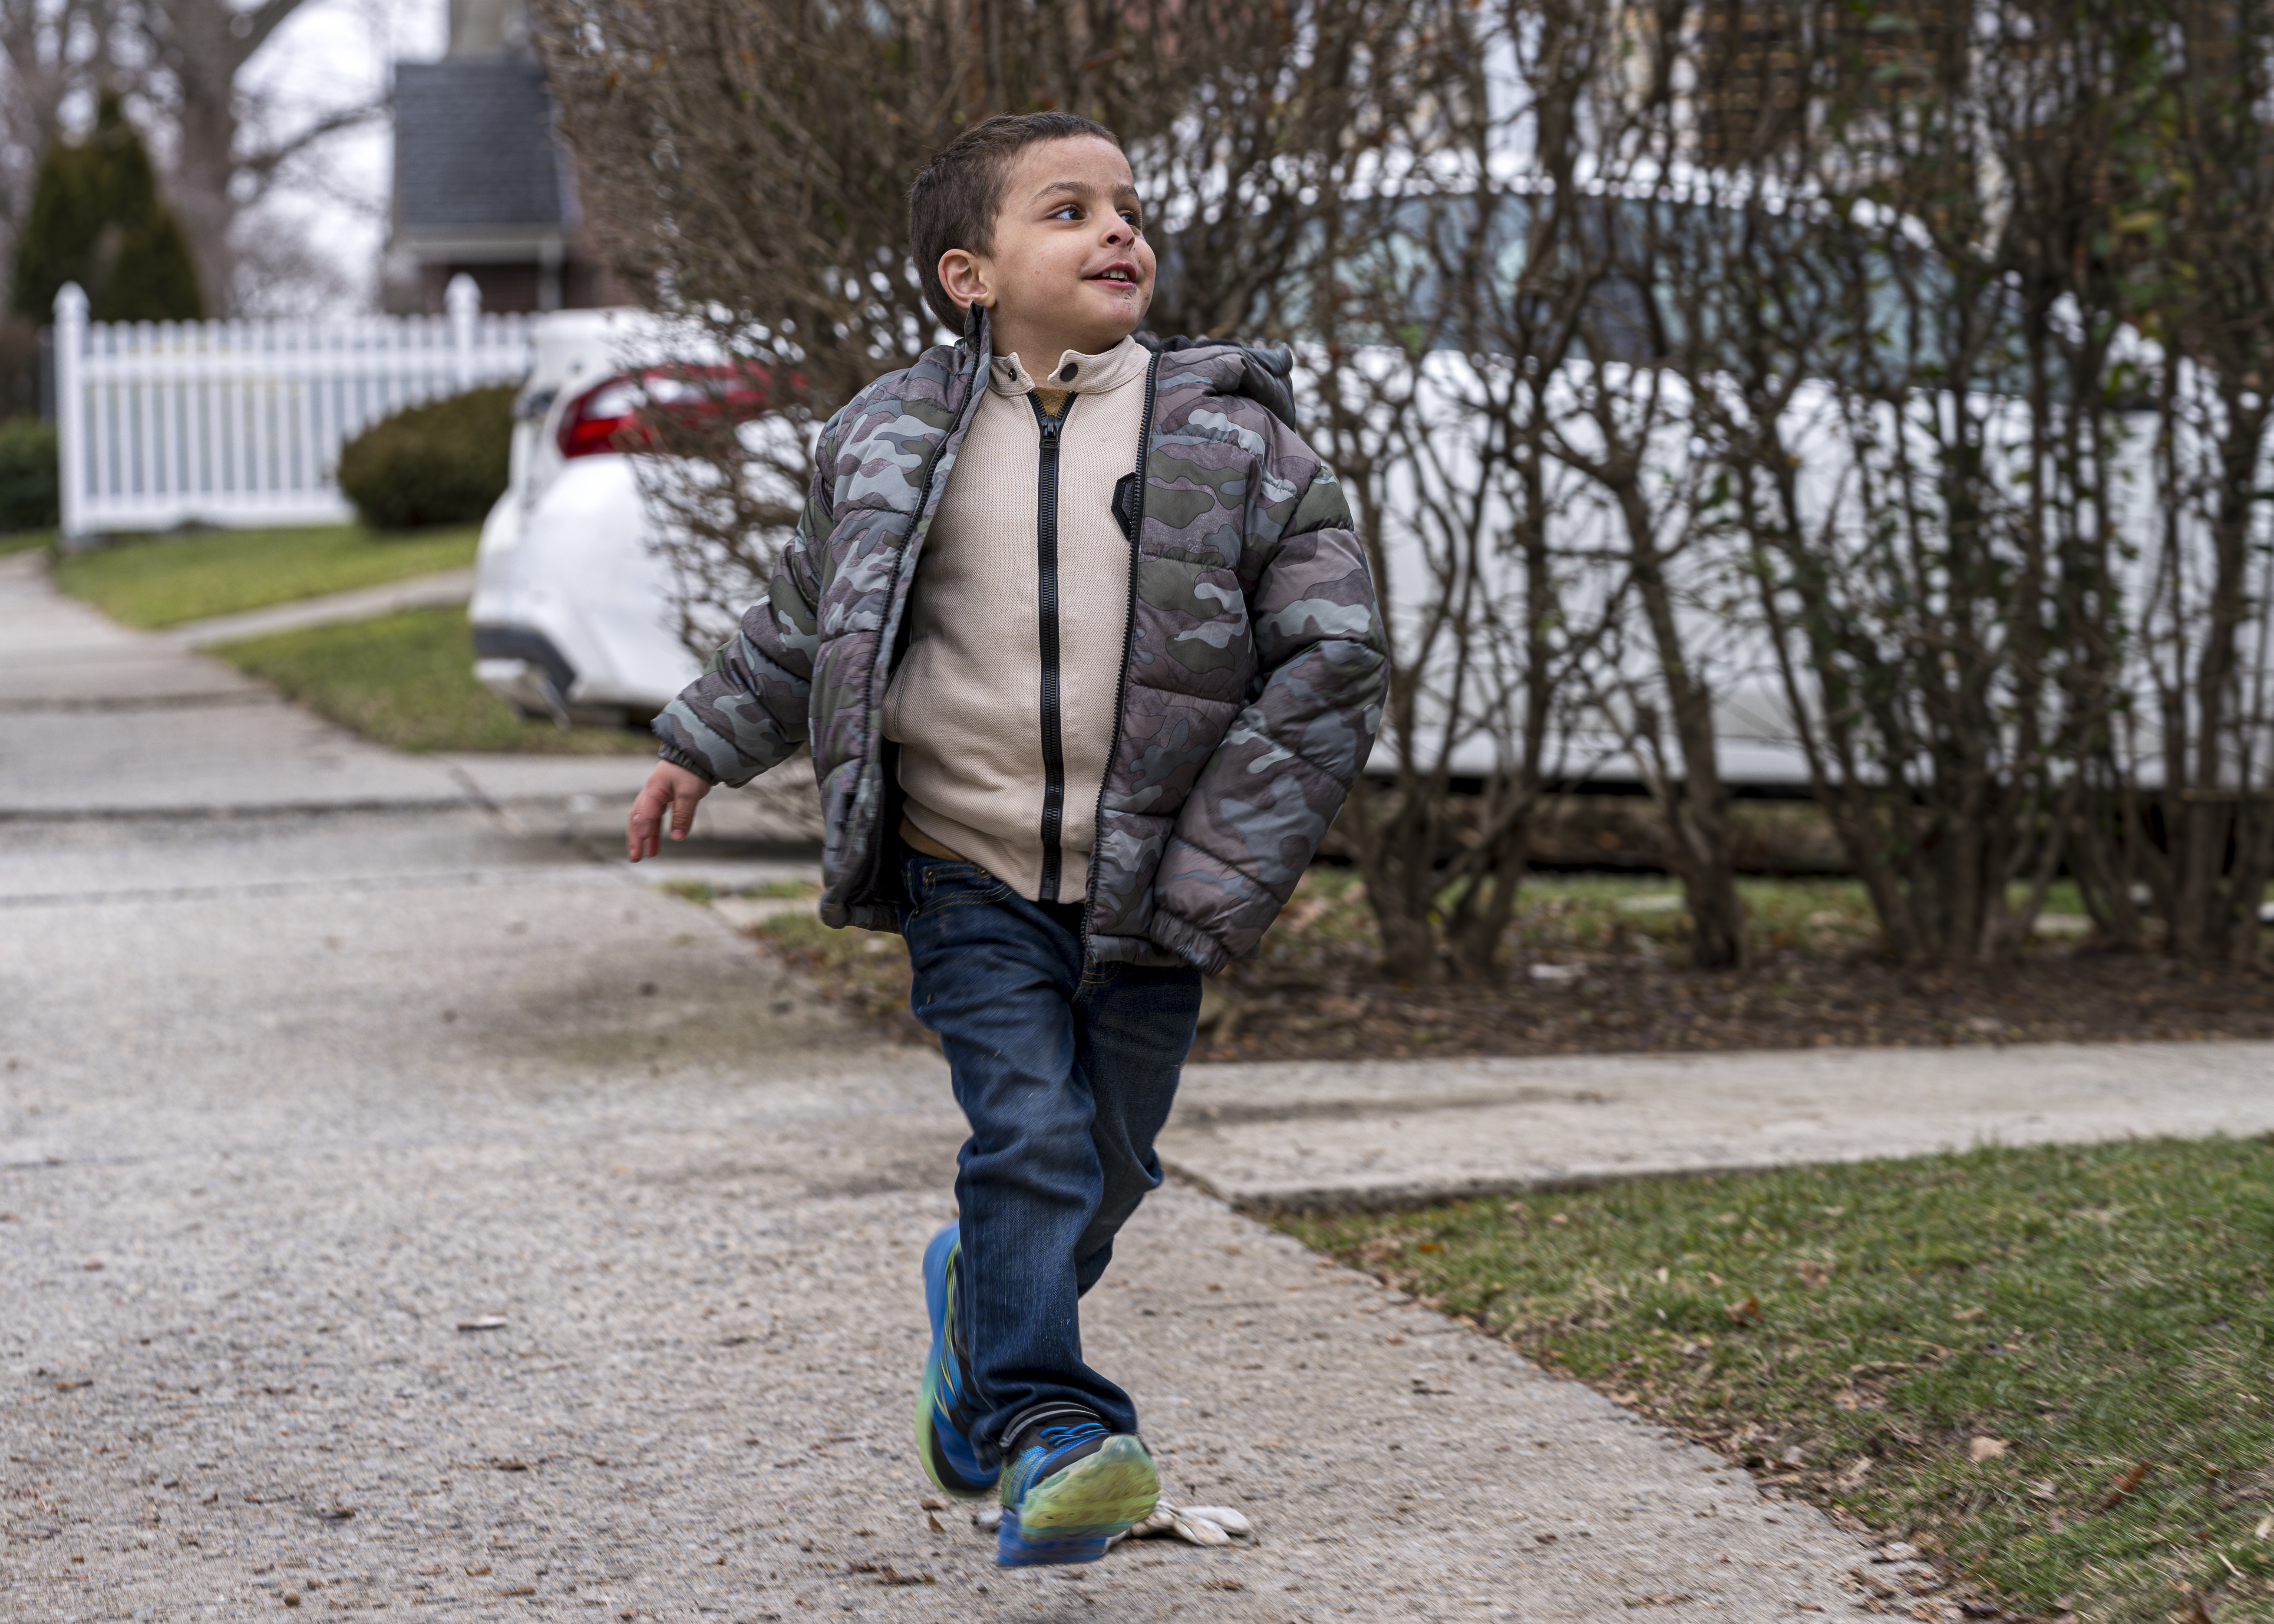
[899,851,1203,1457]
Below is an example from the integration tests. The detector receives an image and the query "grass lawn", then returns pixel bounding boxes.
[0,527,53,556]
[53,522,479,628]
[1281,1137,2274,1623]
[215,604,653,755]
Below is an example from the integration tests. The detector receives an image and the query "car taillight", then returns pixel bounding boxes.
[556,365,774,459]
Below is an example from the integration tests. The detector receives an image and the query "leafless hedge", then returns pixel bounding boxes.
[537,0,2274,974]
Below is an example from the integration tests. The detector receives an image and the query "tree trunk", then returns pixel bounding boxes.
[1619,488,1745,969]
[140,0,319,315]
[1346,780,1448,985]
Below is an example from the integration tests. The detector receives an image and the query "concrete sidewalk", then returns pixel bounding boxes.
[0,552,822,842]
[1162,1040,2274,1209]
[165,566,476,647]
[0,827,1873,1624]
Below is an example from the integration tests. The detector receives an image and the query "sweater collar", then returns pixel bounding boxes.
[985,334,1147,397]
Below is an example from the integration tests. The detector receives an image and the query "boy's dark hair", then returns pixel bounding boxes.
[909,111,1121,333]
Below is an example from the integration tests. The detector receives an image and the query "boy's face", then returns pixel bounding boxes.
[940,135,1156,359]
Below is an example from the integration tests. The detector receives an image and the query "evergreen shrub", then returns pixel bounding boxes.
[10,94,203,323]
[335,385,515,530]
[0,416,59,531]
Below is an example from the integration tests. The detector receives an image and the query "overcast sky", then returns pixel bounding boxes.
[238,0,449,312]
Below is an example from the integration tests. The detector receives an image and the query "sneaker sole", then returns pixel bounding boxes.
[914,1348,994,1500]
[915,1228,995,1501]
[996,1436,1159,1567]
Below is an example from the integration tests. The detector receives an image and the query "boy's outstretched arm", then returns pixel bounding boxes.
[624,433,838,858]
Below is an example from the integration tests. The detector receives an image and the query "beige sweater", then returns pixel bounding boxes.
[880,336,1149,903]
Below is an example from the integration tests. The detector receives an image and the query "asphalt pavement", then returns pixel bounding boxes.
[10,548,2248,1622]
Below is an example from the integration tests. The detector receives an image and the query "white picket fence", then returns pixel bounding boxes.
[53,274,535,539]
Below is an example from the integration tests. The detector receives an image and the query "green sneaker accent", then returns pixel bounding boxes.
[915,1224,996,1499]
[997,1433,1160,1565]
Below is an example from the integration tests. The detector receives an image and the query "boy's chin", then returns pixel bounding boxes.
[1079,310,1146,352]
[1073,291,1148,346]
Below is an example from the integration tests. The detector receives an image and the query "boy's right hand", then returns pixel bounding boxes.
[627,761,714,861]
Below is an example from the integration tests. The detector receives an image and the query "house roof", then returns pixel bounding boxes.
[393,57,568,236]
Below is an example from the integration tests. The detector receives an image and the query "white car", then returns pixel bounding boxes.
[470,309,727,728]
[469,302,1809,784]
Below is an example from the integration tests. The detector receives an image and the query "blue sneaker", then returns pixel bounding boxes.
[915,1223,996,1499]
[996,1413,1160,1567]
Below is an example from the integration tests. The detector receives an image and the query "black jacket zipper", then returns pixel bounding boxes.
[1028,391,1072,902]
[1078,351,1160,949]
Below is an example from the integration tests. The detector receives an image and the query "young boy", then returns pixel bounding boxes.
[625,112,1383,1567]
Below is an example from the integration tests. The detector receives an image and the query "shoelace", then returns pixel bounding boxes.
[1031,1421,1109,1454]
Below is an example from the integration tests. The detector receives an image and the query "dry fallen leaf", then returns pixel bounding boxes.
[2097,1461,2151,1509]
[924,1512,944,1532]
[463,1565,492,1577]
[2026,1479,2059,1502]
[2256,1513,2274,1540]
[1835,1458,1872,1488]
[1952,1307,1986,1322]
[917,1495,947,1511]
[1724,1295,1761,1324]
[1850,1568,1898,1601]
[1967,1436,2009,1463]
[1794,1260,1833,1289]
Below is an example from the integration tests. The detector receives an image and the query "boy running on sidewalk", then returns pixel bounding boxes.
[626,112,1384,1567]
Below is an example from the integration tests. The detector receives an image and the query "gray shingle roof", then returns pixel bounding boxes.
[394,58,565,232]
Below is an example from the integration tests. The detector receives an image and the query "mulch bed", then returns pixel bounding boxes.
[1195,949,2274,1061]
[759,928,2274,1060]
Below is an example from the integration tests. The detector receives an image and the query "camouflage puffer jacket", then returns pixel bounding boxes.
[651,316,1385,975]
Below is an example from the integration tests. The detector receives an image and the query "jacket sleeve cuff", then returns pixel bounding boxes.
[1147,909,1231,976]
[657,743,718,784]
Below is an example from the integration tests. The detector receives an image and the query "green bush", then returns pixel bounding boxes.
[0,415,59,531]
[335,384,515,530]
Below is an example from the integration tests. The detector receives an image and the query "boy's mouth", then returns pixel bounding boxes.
[1088,262,1141,287]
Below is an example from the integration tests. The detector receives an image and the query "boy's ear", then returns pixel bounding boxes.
[936,247,991,314]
